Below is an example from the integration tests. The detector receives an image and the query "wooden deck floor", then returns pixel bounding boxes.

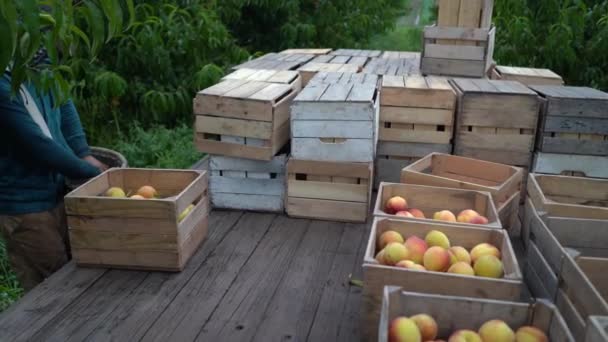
[0,210,371,342]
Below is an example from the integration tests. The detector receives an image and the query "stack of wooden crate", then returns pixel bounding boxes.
[362,52,421,76]
[375,75,456,187]
[421,0,495,77]
[529,85,608,179]
[193,69,303,212]
[287,71,377,222]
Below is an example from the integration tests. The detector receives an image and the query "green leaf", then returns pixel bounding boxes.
[0,1,17,73]
[126,0,135,28]
[70,25,91,50]
[81,1,105,56]
[99,0,123,42]
[17,0,40,63]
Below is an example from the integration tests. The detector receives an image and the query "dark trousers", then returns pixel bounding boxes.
[0,204,69,291]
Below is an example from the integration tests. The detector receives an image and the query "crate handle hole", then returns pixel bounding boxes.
[295,173,307,181]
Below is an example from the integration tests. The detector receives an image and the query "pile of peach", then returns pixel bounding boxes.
[389,313,548,342]
[384,196,489,225]
[375,230,504,278]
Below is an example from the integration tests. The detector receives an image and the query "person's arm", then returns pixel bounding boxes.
[0,83,101,179]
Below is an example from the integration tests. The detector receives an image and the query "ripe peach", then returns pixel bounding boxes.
[389,317,422,342]
[136,185,158,199]
[515,326,548,342]
[130,194,146,199]
[105,187,126,198]
[433,210,456,222]
[425,230,450,249]
[457,209,480,223]
[448,330,482,342]
[478,320,515,342]
[396,260,426,271]
[404,236,428,264]
[447,261,475,276]
[375,249,386,265]
[396,211,415,218]
[469,215,489,225]
[423,246,451,272]
[384,243,410,265]
[410,314,438,341]
[474,255,504,278]
[470,243,501,263]
[378,230,405,250]
[408,208,426,219]
[448,246,471,265]
[385,196,408,214]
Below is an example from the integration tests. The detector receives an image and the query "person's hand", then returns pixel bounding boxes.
[82,155,109,172]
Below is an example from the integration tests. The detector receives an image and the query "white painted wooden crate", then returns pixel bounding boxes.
[209,154,287,212]
[291,72,379,163]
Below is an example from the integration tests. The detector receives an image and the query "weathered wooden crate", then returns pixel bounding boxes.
[557,255,608,341]
[374,182,501,228]
[533,152,608,179]
[306,71,378,86]
[531,85,608,156]
[233,52,314,71]
[380,51,421,59]
[492,66,564,86]
[286,159,373,223]
[193,79,298,160]
[309,54,369,68]
[297,62,361,86]
[421,26,496,78]
[209,154,286,212]
[585,316,608,342]
[279,48,332,55]
[363,218,523,340]
[452,78,541,166]
[330,49,382,58]
[362,56,421,76]
[377,288,574,342]
[437,0,494,29]
[65,168,209,271]
[376,75,456,186]
[401,153,523,234]
[221,68,302,90]
[291,75,379,163]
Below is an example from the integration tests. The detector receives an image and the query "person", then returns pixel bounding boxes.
[0,54,107,291]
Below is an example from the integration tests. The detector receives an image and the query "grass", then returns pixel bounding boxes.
[0,238,23,311]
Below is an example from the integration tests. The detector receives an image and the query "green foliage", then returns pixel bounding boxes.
[494,0,608,90]
[0,238,22,312]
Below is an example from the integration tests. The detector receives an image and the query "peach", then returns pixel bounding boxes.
[105,187,126,198]
[408,208,426,219]
[396,211,415,218]
[129,194,145,199]
[384,243,410,265]
[447,261,475,275]
[474,255,504,278]
[385,196,408,214]
[470,243,501,263]
[425,230,450,249]
[448,330,482,342]
[404,236,428,264]
[378,230,405,250]
[136,185,158,199]
[515,326,548,342]
[433,210,456,222]
[469,215,489,225]
[396,260,426,271]
[375,249,386,265]
[410,314,438,341]
[478,320,515,342]
[423,246,451,272]
[457,209,480,223]
[448,246,471,265]
[389,317,422,342]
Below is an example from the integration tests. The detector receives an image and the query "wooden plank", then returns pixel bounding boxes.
[425,44,486,60]
[424,26,490,41]
[379,126,452,144]
[195,134,275,161]
[292,102,376,121]
[209,155,286,173]
[375,158,417,188]
[457,131,534,152]
[454,145,533,166]
[195,115,273,140]
[544,116,608,135]
[287,197,368,223]
[288,180,368,203]
[380,106,454,125]
[210,176,284,196]
[421,57,487,78]
[533,153,608,179]
[458,0,483,28]
[291,137,375,163]
[292,120,374,139]
[287,159,372,179]
[526,241,558,299]
[540,136,608,156]
[211,193,284,212]
[376,141,451,158]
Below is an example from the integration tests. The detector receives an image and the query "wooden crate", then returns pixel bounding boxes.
[193,79,298,160]
[279,48,332,55]
[374,182,501,229]
[585,316,608,342]
[286,159,373,223]
[64,168,209,271]
[291,75,379,163]
[362,56,421,76]
[421,26,496,78]
[401,153,523,234]
[531,85,608,156]
[557,255,608,340]
[533,152,608,179]
[309,54,368,68]
[209,154,286,212]
[307,71,378,86]
[330,49,382,58]
[233,52,314,71]
[221,68,302,90]
[452,78,541,166]
[492,66,564,86]
[377,288,574,342]
[437,0,494,29]
[363,218,523,340]
[297,62,361,85]
[380,51,421,59]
